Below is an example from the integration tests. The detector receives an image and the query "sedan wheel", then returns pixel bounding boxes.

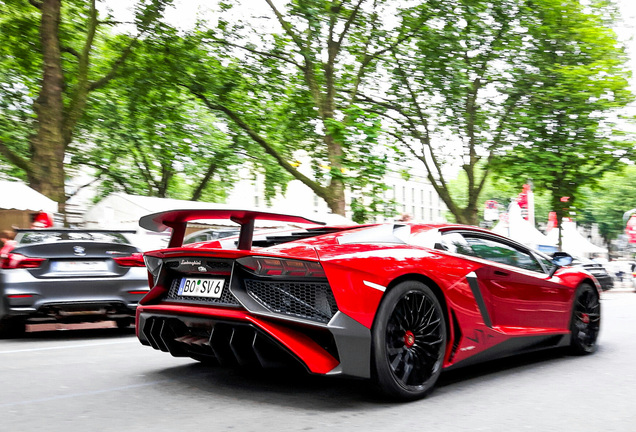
[570,283,600,354]
[115,318,134,329]
[0,317,26,338]
[372,281,447,400]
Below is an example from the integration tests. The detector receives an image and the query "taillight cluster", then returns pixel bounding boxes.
[0,253,45,269]
[237,257,326,278]
[143,255,162,286]
[113,253,146,267]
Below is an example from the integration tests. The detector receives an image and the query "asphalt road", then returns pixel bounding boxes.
[1,288,635,432]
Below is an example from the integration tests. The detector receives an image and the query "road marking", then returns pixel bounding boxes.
[0,339,137,354]
[0,380,170,408]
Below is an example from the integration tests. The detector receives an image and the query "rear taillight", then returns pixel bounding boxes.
[0,253,45,269]
[237,257,326,278]
[113,253,146,267]
[143,255,163,285]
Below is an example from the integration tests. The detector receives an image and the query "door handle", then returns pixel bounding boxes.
[494,270,509,277]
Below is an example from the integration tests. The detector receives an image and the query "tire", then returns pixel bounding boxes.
[569,283,601,355]
[372,281,447,401]
[0,317,26,338]
[115,318,134,329]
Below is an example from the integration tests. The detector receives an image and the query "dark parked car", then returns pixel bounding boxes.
[571,256,614,291]
[0,229,149,336]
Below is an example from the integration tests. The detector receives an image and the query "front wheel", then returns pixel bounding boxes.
[372,281,447,400]
[570,283,600,354]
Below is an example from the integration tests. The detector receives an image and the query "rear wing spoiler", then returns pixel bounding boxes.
[15,229,137,233]
[139,209,326,250]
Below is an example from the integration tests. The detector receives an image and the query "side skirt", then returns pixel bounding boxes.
[445,333,571,371]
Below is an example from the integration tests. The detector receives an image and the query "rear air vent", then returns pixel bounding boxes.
[244,279,338,323]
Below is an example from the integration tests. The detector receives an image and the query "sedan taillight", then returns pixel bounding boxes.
[0,253,45,269]
[113,253,146,267]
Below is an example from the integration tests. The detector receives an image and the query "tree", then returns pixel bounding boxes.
[359,0,533,225]
[493,0,635,248]
[356,0,634,227]
[0,0,172,216]
[578,165,636,247]
[156,0,411,217]
[72,36,241,202]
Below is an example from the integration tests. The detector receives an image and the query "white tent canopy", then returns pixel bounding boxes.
[493,202,607,256]
[0,180,58,213]
[492,202,555,251]
[84,193,356,251]
[84,192,354,230]
[546,221,607,256]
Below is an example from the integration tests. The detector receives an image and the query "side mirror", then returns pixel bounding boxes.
[549,252,573,277]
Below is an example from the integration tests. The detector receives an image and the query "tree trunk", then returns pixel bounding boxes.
[552,196,566,252]
[324,179,346,216]
[29,0,67,217]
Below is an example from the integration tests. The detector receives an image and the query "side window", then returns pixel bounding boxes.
[463,235,544,273]
[440,232,478,257]
[534,253,553,273]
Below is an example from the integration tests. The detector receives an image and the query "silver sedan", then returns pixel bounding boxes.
[0,229,149,337]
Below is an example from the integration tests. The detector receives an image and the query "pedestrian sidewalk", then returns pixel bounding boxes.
[606,280,635,293]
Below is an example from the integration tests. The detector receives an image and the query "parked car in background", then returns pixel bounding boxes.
[571,256,614,291]
[183,227,240,245]
[135,209,601,401]
[0,229,149,337]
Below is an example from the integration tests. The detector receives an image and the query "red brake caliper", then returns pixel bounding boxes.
[404,330,415,348]
[581,313,590,324]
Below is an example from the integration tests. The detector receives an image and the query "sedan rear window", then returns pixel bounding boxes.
[16,231,130,245]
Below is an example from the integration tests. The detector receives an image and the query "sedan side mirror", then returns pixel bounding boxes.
[549,252,573,277]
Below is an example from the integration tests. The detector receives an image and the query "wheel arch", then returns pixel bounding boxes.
[570,277,601,318]
[581,277,602,295]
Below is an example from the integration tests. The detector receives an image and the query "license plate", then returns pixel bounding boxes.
[178,277,224,299]
[54,260,108,272]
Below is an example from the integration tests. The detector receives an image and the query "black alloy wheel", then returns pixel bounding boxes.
[372,281,447,400]
[115,317,134,329]
[0,316,26,338]
[570,283,601,354]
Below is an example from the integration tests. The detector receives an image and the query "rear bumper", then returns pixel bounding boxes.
[136,304,371,378]
[0,269,149,322]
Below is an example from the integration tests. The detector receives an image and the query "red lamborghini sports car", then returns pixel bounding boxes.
[136,209,601,400]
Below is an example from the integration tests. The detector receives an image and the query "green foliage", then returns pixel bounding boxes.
[1,0,633,228]
[157,0,407,218]
[368,0,543,225]
[364,0,634,227]
[493,0,635,227]
[578,165,636,243]
[72,35,241,200]
[0,0,180,207]
[0,1,43,176]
